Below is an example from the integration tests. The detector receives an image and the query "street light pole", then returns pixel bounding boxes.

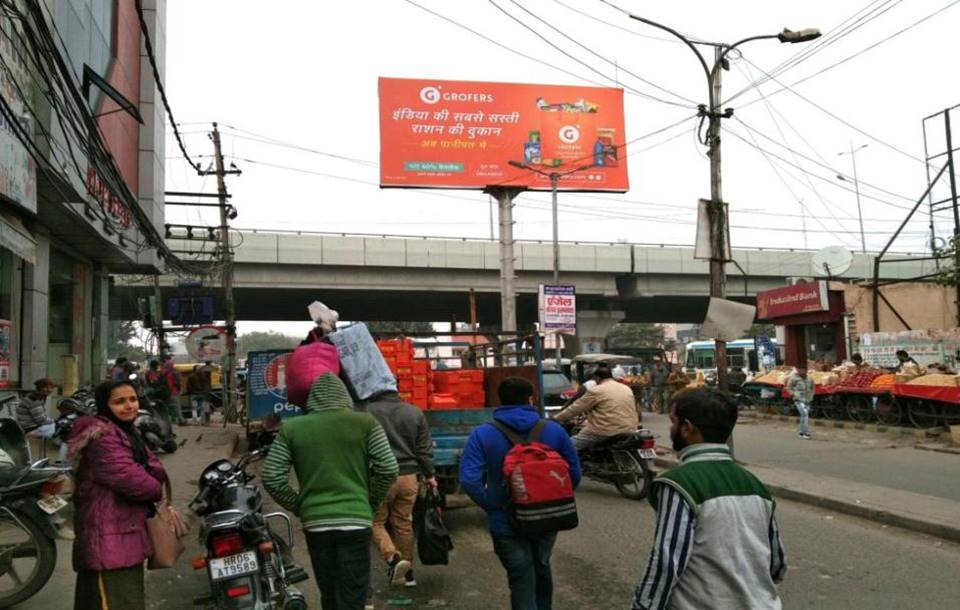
[838,143,868,253]
[621,10,820,391]
[509,160,597,366]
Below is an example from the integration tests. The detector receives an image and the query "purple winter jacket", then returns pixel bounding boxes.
[68,416,166,572]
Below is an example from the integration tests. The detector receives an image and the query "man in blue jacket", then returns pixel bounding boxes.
[460,377,581,610]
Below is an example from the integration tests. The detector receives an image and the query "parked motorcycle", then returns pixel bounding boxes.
[129,374,178,454]
[54,387,97,455]
[0,418,71,607]
[189,446,308,609]
[560,419,657,500]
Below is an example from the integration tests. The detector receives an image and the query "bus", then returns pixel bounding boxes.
[682,338,782,376]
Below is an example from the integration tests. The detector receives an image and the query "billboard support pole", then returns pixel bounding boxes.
[487,187,522,332]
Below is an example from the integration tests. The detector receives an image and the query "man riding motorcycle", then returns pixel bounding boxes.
[552,366,639,450]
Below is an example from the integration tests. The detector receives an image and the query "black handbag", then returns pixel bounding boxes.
[414,487,453,566]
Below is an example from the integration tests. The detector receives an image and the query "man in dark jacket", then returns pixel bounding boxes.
[460,377,581,610]
[361,390,436,588]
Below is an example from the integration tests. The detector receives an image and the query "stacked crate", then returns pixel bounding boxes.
[377,339,429,409]
[432,369,486,409]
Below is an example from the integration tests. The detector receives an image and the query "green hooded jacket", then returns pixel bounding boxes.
[262,373,398,529]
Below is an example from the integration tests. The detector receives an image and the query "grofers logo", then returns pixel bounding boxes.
[419,86,441,104]
[559,125,581,144]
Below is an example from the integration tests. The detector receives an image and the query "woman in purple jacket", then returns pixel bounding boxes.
[67,379,167,610]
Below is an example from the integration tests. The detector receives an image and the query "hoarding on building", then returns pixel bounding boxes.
[860,328,960,368]
[757,281,829,320]
[379,77,628,191]
[247,349,300,420]
[539,284,576,334]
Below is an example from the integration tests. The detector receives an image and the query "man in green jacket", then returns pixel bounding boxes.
[263,373,399,610]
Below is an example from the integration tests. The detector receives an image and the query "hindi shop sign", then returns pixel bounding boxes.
[379,77,628,192]
[757,281,829,320]
[539,285,576,334]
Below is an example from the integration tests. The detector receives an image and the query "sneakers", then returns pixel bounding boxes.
[404,570,417,588]
[798,433,812,440]
[387,554,411,586]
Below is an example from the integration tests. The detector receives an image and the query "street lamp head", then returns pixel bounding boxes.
[778,28,821,43]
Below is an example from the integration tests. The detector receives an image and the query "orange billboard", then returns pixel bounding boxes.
[378,77,629,192]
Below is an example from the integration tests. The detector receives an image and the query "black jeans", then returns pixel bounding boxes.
[305,528,372,610]
[492,532,558,610]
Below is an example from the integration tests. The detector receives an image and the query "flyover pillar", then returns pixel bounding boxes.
[576,310,625,354]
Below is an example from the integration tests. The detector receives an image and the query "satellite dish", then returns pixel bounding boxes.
[811,246,853,278]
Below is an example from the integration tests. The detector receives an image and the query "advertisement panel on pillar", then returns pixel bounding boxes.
[378,77,628,192]
[247,350,299,421]
[539,285,576,335]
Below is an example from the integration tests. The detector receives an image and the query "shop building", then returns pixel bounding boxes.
[0,0,166,391]
[756,280,848,367]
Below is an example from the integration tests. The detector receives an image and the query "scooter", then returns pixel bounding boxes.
[189,446,308,609]
[559,418,658,501]
[0,418,72,607]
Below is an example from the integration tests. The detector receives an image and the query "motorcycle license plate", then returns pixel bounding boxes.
[638,448,658,460]
[37,495,68,515]
[208,551,259,580]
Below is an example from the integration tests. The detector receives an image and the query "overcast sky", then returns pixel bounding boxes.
[162,0,960,333]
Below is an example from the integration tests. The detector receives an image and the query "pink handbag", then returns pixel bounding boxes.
[287,335,341,407]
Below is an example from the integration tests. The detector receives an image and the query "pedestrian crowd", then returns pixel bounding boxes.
[12,337,785,610]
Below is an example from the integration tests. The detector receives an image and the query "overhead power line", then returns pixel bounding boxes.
[134,0,201,173]
[504,0,696,105]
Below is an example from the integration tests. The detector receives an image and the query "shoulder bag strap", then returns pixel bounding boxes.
[491,420,525,446]
[527,419,547,444]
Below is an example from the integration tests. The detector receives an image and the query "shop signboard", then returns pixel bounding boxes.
[379,77,628,191]
[859,328,960,368]
[0,319,10,388]
[0,14,37,213]
[186,325,229,361]
[757,281,829,320]
[246,349,300,420]
[539,284,576,334]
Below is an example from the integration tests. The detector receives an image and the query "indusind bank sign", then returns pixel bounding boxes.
[378,77,628,192]
[756,281,830,319]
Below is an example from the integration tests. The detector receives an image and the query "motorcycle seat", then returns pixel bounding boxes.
[587,429,653,451]
[0,465,58,489]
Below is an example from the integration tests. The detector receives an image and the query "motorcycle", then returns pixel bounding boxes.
[0,418,72,607]
[129,374,179,454]
[189,446,308,609]
[560,418,658,501]
[54,388,97,455]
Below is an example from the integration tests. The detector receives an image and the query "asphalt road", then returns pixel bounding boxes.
[16,422,960,609]
[641,411,960,502]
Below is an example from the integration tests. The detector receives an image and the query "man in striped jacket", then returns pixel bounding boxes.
[632,388,786,610]
[263,373,398,609]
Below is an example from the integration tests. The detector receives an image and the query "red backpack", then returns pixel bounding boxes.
[492,420,578,536]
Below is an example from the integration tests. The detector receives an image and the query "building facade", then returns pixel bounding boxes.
[0,0,166,391]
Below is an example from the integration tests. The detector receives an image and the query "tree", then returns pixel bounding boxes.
[365,321,435,336]
[934,238,959,286]
[743,323,777,339]
[606,323,676,350]
[236,331,300,359]
[111,320,149,362]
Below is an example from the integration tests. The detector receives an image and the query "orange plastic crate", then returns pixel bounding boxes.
[399,391,414,403]
[428,393,459,410]
[458,370,484,384]
[412,360,430,375]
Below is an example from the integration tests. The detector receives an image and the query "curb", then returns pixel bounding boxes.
[764,482,960,545]
[749,411,942,439]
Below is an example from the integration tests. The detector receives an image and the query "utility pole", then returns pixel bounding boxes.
[205,122,241,421]
[618,9,819,392]
[707,45,729,389]
[153,274,165,358]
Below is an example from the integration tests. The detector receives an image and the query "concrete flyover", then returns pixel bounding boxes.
[111,230,934,330]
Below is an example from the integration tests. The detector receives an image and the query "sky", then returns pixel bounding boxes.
[160,0,960,334]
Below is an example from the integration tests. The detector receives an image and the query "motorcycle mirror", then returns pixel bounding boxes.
[128,373,139,382]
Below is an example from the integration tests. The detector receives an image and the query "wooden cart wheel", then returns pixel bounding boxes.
[846,395,876,423]
[906,399,942,429]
